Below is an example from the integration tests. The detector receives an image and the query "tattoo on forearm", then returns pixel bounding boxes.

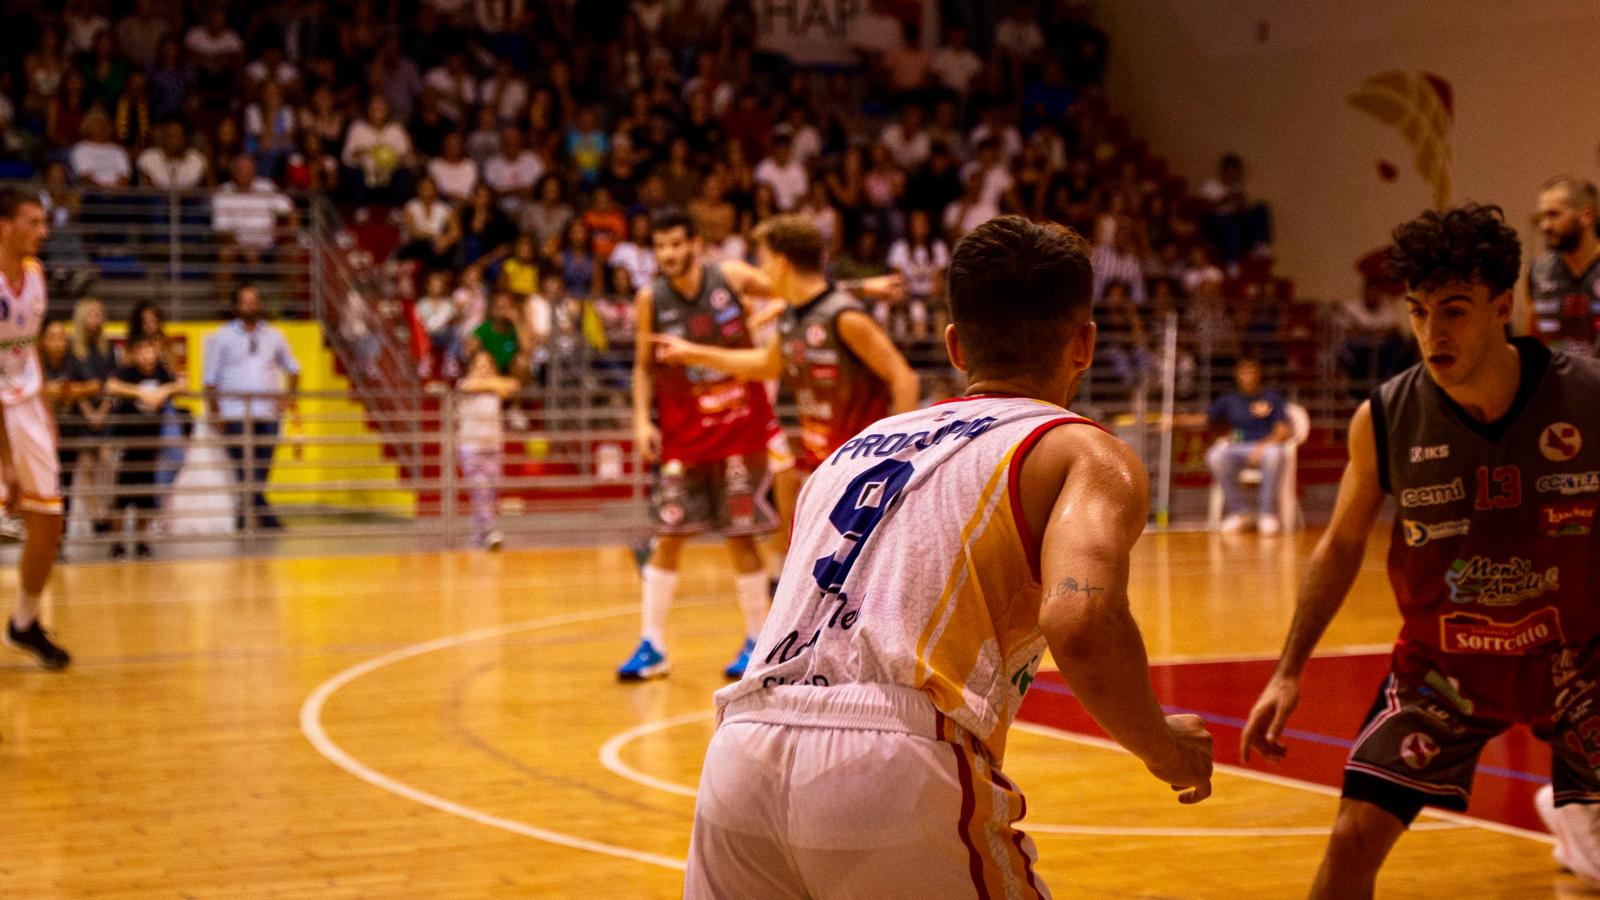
[1048,577,1104,600]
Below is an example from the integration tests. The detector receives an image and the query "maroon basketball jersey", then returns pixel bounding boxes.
[1374,338,1600,717]
[776,286,890,471]
[650,263,772,465]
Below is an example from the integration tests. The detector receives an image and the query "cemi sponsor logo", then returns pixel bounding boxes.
[1542,503,1596,537]
[1400,478,1466,508]
[1445,556,1559,607]
[1402,518,1470,547]
[1537,471,1600,496]
[1440,607,1564,656]
[1410,444,1450,463]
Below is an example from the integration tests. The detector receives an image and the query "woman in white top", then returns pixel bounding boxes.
[886,208,949,342]
[426,132,479,204]
[398,175,461,269]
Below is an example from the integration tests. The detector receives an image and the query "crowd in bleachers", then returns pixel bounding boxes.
[1,0,1285,395]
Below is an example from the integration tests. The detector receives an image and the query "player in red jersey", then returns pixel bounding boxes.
[618,209,782,681]
[1242,204,1600,896]
[652,214,920,563]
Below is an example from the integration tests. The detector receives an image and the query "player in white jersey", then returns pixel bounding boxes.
[0,189,70,669]
[685,216,1213,898]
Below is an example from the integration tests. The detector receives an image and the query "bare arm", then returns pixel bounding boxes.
[1241,401,1388,761]
[1037,428,1213,801]
[651,334,782,382]
[836,309,918,413]
[719,258,776,300]
[632,287,661,462]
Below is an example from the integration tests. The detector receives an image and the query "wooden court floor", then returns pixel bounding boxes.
[0,530,1587,898]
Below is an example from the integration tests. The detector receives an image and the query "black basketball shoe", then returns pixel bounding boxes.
[5,619,71,670]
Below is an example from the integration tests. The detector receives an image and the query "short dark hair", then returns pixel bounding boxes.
[0,188,41,219]
[947,216,1093,376]
[1384,204,1521,295]
[650,207,696,238]
[232,283,259,306]
[1541,176,1599,212]
[753,214,825,273]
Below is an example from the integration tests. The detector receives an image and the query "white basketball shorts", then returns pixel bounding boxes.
[0,395,61,515]
[685,683,1050,899]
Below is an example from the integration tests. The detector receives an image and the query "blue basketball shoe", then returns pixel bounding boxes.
[616,639,670,681]
[723,638,756,680]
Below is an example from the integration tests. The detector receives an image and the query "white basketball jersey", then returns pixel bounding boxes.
[0,259,47,406]
[716,395,1099,763]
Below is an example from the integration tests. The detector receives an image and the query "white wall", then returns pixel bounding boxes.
[1095,0,1600,301]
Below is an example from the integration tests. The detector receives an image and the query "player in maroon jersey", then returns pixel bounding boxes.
[652,214,920,563]
[1242,204,1600,895]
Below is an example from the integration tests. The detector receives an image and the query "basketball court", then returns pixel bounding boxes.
[3,529,1581,898]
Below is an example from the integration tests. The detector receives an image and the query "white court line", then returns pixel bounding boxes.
[300,603,691,872]
[304,614,1547,878]
[594,711,1465,839]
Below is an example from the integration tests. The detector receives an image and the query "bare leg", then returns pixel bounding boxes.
[723,533,764,576]
[1310,798,1408,900]
[17,510,62,612]
[647,533,686,572]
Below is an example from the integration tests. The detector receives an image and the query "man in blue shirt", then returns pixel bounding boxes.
[1205,357,1290,534]
[203,285,300,530]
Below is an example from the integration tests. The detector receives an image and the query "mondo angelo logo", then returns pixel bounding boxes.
[1445,556,1559,607]
[1542,422,1583,462]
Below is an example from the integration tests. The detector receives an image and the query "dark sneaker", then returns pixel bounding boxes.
[5,619,71,670]
[111,543,128,560]
[134,542,154,560]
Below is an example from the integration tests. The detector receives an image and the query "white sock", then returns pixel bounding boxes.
[13,590,41,629]
[735,571,771,640]
[640,565,678,651]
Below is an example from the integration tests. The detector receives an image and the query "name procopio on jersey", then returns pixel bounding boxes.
[830,416,999,465]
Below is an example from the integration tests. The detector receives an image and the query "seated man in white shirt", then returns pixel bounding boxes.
[483,126,545,214]
[69,111,131,189]
[213,156,296,277]
[136,119,207,191]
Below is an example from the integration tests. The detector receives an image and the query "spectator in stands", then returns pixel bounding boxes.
[886,208,948,341]
[799,181,843,259]
[213,155,296,277]
[583,184,629,264]
[460,183,515,267]
[484,125,545,215]
[465,105,502,168]
[566,107,610,189]
[81,32,126,112]
[831,229,890,286]
[942,170,996,242]
[398,175,461,270]
[557,218,601,298]
[44,66,88,150]
[466,290,529,379]
[203,284,302,532]
[754,133,807,212]
[422,50,476,124]
[1180,244,1225,297]
[609,211,658,295]
[244,43,301,97]
[298,85,346,155]
[106,334,186,559]
[994,4,1046,80]
[141,34,190,121]
[244,81,297,180]
[930,26,983,96]
[1096,281,1156,392]
[880,105,932,171]
[137,118,206,189]
[1197,153,1272,267]
[71,298,117,540]
[426,132,478,205]
[1337,269,1409,393]
[342,96,414,210]
[69,109,131,188]
[40,316,98,533]
[453,264,488,346]
[498,233,540,299]
[112,71,153,157]
[863,142,907,236]
[116,0,173,72]
[1203,357,1290,535]
[1091,224,1147,303]
[125,301,186,492]
[456,349,519,551]
[415,270,463,379]
[184,8,245,96]
[368,37,423,125]
[883,23,932,100]
[284,132,339,194]
[963,137,1021,215]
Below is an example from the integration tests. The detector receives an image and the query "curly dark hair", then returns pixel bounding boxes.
[1383,204,1521,295]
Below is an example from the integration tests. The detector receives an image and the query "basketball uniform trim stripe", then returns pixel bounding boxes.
[951,743,992,900]
[992,768,1045,898]
[913,449,1012,700]
[1005,416,1101,582]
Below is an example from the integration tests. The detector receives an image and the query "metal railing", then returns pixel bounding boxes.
[31,184,316,321]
